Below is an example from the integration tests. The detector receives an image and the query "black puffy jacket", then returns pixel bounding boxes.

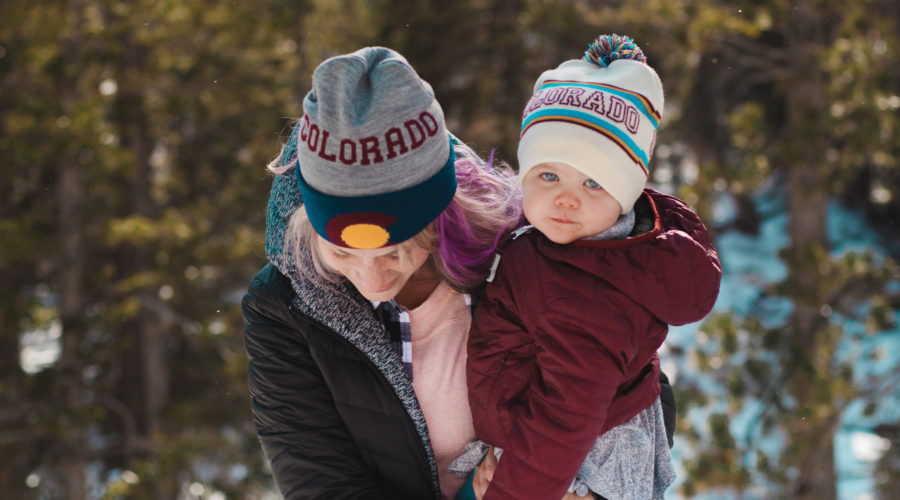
[242,263,678,499]
[242,263,440,499]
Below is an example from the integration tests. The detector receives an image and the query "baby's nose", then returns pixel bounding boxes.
[555,192,579,208]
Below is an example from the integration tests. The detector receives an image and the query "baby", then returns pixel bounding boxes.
[461,34,722,500]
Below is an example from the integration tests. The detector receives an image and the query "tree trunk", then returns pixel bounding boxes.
[782,1,836,499]
[57,0,88,495]
[493,0,527,159]
[58,123,87,500]
[122,37,176,500]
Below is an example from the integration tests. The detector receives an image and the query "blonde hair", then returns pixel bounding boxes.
[279,141,523,292]
[285,205,429,286]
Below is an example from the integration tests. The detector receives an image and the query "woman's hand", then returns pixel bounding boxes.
[471,447,498,500]
[471,447,590,500]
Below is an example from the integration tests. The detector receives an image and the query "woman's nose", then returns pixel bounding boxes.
[355,259,390,285]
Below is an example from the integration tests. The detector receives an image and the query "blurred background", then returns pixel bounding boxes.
[1,0,898,499]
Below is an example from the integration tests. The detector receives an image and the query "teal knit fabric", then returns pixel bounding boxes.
[264,124,302,271]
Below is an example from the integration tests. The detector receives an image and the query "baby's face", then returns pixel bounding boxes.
[521,162,622,244]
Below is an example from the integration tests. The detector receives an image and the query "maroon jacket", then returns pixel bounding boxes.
[467,189,721,500]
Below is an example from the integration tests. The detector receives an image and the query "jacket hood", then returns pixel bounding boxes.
[533,189,721,326]
[265,124,303,273]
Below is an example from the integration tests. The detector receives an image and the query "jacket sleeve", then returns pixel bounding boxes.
[242,266,388,500]
[474,270,642,500]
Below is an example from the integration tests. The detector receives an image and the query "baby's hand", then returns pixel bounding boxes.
[471,447,498,500]
[472,447,586,500]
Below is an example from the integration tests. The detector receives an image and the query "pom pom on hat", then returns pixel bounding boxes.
[518,33,663,214]
[583,34,647,67]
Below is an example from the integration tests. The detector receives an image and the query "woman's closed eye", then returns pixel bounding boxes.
[331,249,400,261]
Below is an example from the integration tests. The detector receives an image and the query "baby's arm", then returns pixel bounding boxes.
[466,267,531,449]
[484,294,632,500]
[468,250,639,500]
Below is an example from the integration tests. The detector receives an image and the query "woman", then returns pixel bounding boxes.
[242,46,522,499]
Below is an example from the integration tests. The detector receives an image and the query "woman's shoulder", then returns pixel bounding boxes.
[242,263,301,328]
[246,263,294,301]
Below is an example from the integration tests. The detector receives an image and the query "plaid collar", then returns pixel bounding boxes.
[372,293,474,382]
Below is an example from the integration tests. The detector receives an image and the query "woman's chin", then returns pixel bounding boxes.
[359,284,401,303]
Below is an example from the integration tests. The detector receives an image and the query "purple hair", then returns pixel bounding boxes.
[283,142,523,292]
[417,144,524,291]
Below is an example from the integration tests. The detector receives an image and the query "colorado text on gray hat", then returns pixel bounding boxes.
[297,111,442,167]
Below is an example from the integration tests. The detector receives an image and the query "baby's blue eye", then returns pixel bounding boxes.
[539,172,559,182]
[585,179,602,189]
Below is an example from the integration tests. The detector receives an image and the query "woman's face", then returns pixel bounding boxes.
[316,236,432,302]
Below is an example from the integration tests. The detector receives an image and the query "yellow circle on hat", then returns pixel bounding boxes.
[341,223,391,249]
